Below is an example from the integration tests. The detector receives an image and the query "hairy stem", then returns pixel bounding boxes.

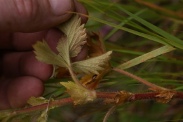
[113,68,166,91]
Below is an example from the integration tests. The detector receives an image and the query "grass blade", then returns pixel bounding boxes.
[117,45,175,69]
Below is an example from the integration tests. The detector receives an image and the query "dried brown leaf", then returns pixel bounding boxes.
[87,32,106,57]
[104,91,133,105]
[156,90,175,103]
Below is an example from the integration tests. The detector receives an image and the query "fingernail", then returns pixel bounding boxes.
[49,0,73,16]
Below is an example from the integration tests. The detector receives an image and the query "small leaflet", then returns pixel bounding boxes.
[72,51,112,74]
[27,97,49,106]
[58,16,87,58]
[60,81,96,105]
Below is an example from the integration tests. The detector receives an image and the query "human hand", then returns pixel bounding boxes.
[0,0,87,109]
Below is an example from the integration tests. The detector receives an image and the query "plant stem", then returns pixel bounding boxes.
[135,0,183,19]
[7,98,73,117]
[68,66,81,86]
[97,92,117,99]
[113,68,166,91]
[103,105,116,122]
[68,66,91,90]
[97,91,183,102]
[4,91,183,118]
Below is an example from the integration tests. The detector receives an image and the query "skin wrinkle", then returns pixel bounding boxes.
[3,0,15,31]
[40,0,74,32]
[18,0,42,32]
[14,0,24,15]
[49,0,74,16]
[19,52,53,81]
[24,0,34,17]
[0,0,75,32]
[24,1,73,32]
[3,0,22,31]
[34,0,74,32]
[12,31,48,51]
[7,76,44,108]
[2,29,60,79]
[12,0,31,30]
[0,33,13,49]
[24,0,38,25]
[2,52,24,77]
[13,0,38,20]
[11,29,61,51]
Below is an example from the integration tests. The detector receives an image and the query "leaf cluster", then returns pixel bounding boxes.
[33,15,112,77]
[33,15,112,105]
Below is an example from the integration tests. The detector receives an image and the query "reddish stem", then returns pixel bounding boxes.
[97,92,117,99]
[97,91,183,102]
[135,0,183,19]
[129,92,159,101]
[174,92,183,99]
[113,68,166,91]
[15,98,73,115]
[6,91,183,117]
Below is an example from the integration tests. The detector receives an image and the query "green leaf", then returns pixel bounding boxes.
[84,15,168,45]
[58,15,87,58]
[33,41,67,67]
[34,15,87,69]
[104,9,146,40]
[27,97,49,106]
[56,36,70,66]
[60,81,96,105]
[72,51,112,74]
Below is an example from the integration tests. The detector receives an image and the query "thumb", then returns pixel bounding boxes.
[0,0,74,32]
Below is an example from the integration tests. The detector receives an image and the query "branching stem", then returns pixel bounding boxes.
[3,91,183,119]
[113,68,166,91]
[4,98,72,118]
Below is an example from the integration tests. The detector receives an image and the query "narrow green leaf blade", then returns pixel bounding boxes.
[104,9,146,40]
[117,6,183,50]
[118,45,175,69]
[84,15,168,45]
